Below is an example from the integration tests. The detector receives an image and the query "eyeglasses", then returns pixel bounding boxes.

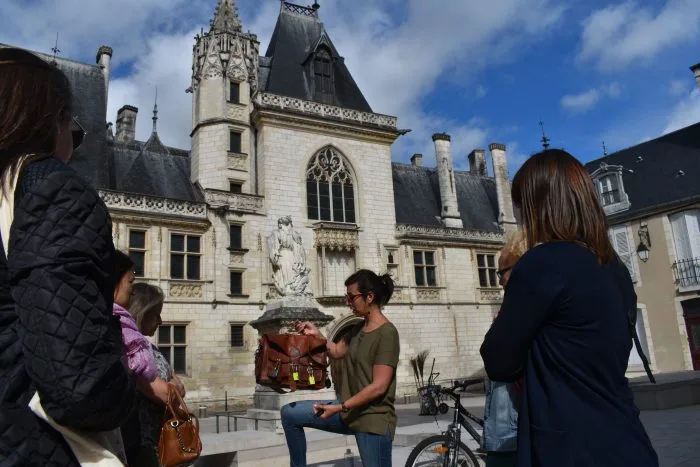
[344,292,363,303]
[71,116,86,150]
[496,267,512,280]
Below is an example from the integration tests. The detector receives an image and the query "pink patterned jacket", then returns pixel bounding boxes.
[112,303,158,382]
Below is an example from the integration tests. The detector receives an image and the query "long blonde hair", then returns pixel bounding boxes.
[503,228,528,259]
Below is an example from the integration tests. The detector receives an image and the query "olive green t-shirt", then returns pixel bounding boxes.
[339,322,400,439]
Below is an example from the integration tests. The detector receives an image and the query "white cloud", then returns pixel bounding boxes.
[669,78,691,97]
[2,0,566,155]
[663,88,700,134]
[475,85,488,99]
[578,0,700,71]
[560,82,621,114]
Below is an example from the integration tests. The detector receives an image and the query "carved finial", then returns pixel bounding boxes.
[211,0,242,33]
[51,32,61,65]
[539,121,550,150]
[312,0,320,11]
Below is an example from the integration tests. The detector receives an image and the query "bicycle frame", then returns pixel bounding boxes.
[438,385,484,467]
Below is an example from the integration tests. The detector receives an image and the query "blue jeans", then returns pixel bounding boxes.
[281,400,392,467]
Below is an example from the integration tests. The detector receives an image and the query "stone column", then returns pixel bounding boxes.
[433,133,463,228]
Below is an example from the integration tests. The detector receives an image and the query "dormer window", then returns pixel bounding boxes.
[591,163,631,215]
[313,48,333,104]
[598,174,620,206]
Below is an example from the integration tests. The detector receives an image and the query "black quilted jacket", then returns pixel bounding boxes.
[0,158,136,466]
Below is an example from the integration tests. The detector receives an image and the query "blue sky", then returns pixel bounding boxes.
[2,0,700,175]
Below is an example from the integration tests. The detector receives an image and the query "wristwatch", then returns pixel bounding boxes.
[341,402,350,413]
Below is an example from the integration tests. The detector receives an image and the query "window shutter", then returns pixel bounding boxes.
[687,210,700,259]
[670,213,692,261]
[609,225,636,280]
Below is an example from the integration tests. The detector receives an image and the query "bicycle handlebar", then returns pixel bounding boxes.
[441,377,484,395]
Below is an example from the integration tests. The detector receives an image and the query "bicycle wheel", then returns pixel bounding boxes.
[405,434,479,467]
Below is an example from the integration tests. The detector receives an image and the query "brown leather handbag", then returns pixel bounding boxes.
[158,384,202,467]
[255,334,330,392]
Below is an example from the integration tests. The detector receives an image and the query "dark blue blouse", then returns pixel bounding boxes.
[481,242,658,467]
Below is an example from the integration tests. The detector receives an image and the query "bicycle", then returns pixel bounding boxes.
[405,378,485,467]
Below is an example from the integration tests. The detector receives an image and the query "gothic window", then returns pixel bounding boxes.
[414,250,437,286]
[229,224,242,249]
[158,324,187,374]
[306,147,355,223]
[230,271,243,295]
[128,229,147,277]
[229,181,242,193]
[477,253,498,287]
[314,48,333,104]
[170,233,201,280]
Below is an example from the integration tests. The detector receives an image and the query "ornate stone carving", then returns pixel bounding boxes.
[227,153,248,170]
[416,288,440,302]
[99,190,207,220]
[267,216,312,297]
[479,288,502,303]
[230,250,246,264]
[313,225,359,251]
[396,224,504,244]
[170,282,203,298]
[203,189,262,214]
[227,104,247,120]
[255,93,397,130]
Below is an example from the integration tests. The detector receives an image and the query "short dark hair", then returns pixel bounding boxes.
[112,250,134,287]
[511,149,615,264]
[0,47,73,172]
[344,269,395,307]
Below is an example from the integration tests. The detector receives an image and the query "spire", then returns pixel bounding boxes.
[211,0,241,33]
[152,86,158,134]
[50,32,61,65]
[539,121,550,150]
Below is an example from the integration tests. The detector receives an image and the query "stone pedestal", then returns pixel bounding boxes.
[246,296,335,432]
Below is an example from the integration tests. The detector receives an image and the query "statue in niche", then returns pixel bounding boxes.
[267,216,312,297]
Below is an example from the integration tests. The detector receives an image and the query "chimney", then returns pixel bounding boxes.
[96,45,113,111]
[488,143,516,231]
[410,153,423,167]
[432,133,463,228]
[116,105,138,143]
[689,63,700,90]
[468,149,487,176]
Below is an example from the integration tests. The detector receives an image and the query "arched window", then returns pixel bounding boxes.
[306,147,355,223]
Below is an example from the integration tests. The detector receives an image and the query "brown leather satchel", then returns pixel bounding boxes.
[159,384,202,467]
[255,334,330,392]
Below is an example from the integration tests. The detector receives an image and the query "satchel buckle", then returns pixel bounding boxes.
[270,359,281,379]
[170,420,180,428]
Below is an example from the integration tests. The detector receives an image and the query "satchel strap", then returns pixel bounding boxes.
[164,384,192,421]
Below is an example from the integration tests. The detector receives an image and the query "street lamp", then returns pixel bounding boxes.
[636,242,650,263]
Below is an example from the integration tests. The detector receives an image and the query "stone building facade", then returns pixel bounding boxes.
[2,1,518,404]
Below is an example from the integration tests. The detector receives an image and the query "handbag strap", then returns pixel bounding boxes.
[611,259,656,384]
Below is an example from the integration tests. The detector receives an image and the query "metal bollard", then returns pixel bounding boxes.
[199,406,207,418]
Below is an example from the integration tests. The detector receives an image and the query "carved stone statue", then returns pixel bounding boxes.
[267,216,312,297]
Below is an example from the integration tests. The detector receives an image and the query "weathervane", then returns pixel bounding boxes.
[602,141,608,156]
[50,32,61,65]
[539,121,550,149]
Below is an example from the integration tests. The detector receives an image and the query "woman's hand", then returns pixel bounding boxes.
[294,320,320,337]
[313,403,342,420]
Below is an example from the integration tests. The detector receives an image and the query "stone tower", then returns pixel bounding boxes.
[189,0,260,192]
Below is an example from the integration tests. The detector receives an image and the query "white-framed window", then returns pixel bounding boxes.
[477,253,498,287]
[413,250,437,286]
[306,146,355,223]
[230,323,245,348]
[128,229,147,278]
[158,324,187,374]
[670,210,700,288]
[591,163,631,214]
[609,224,637,281]
[170,233,201,280]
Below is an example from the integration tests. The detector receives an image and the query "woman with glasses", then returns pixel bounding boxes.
[281,269,399,467]
[0,47,134,465]
[482,229,527,467]
[481,149,658,467]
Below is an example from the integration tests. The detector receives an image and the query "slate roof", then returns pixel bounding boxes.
[585,122,700,222]
[392,163,501,232]
[260,2,372,112]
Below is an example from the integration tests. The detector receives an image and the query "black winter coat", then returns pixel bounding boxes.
[0,158,136,466]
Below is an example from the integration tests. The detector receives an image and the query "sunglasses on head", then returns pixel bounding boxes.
[71,116,86,150]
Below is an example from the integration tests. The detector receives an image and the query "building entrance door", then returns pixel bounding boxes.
[681,298,700,370]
